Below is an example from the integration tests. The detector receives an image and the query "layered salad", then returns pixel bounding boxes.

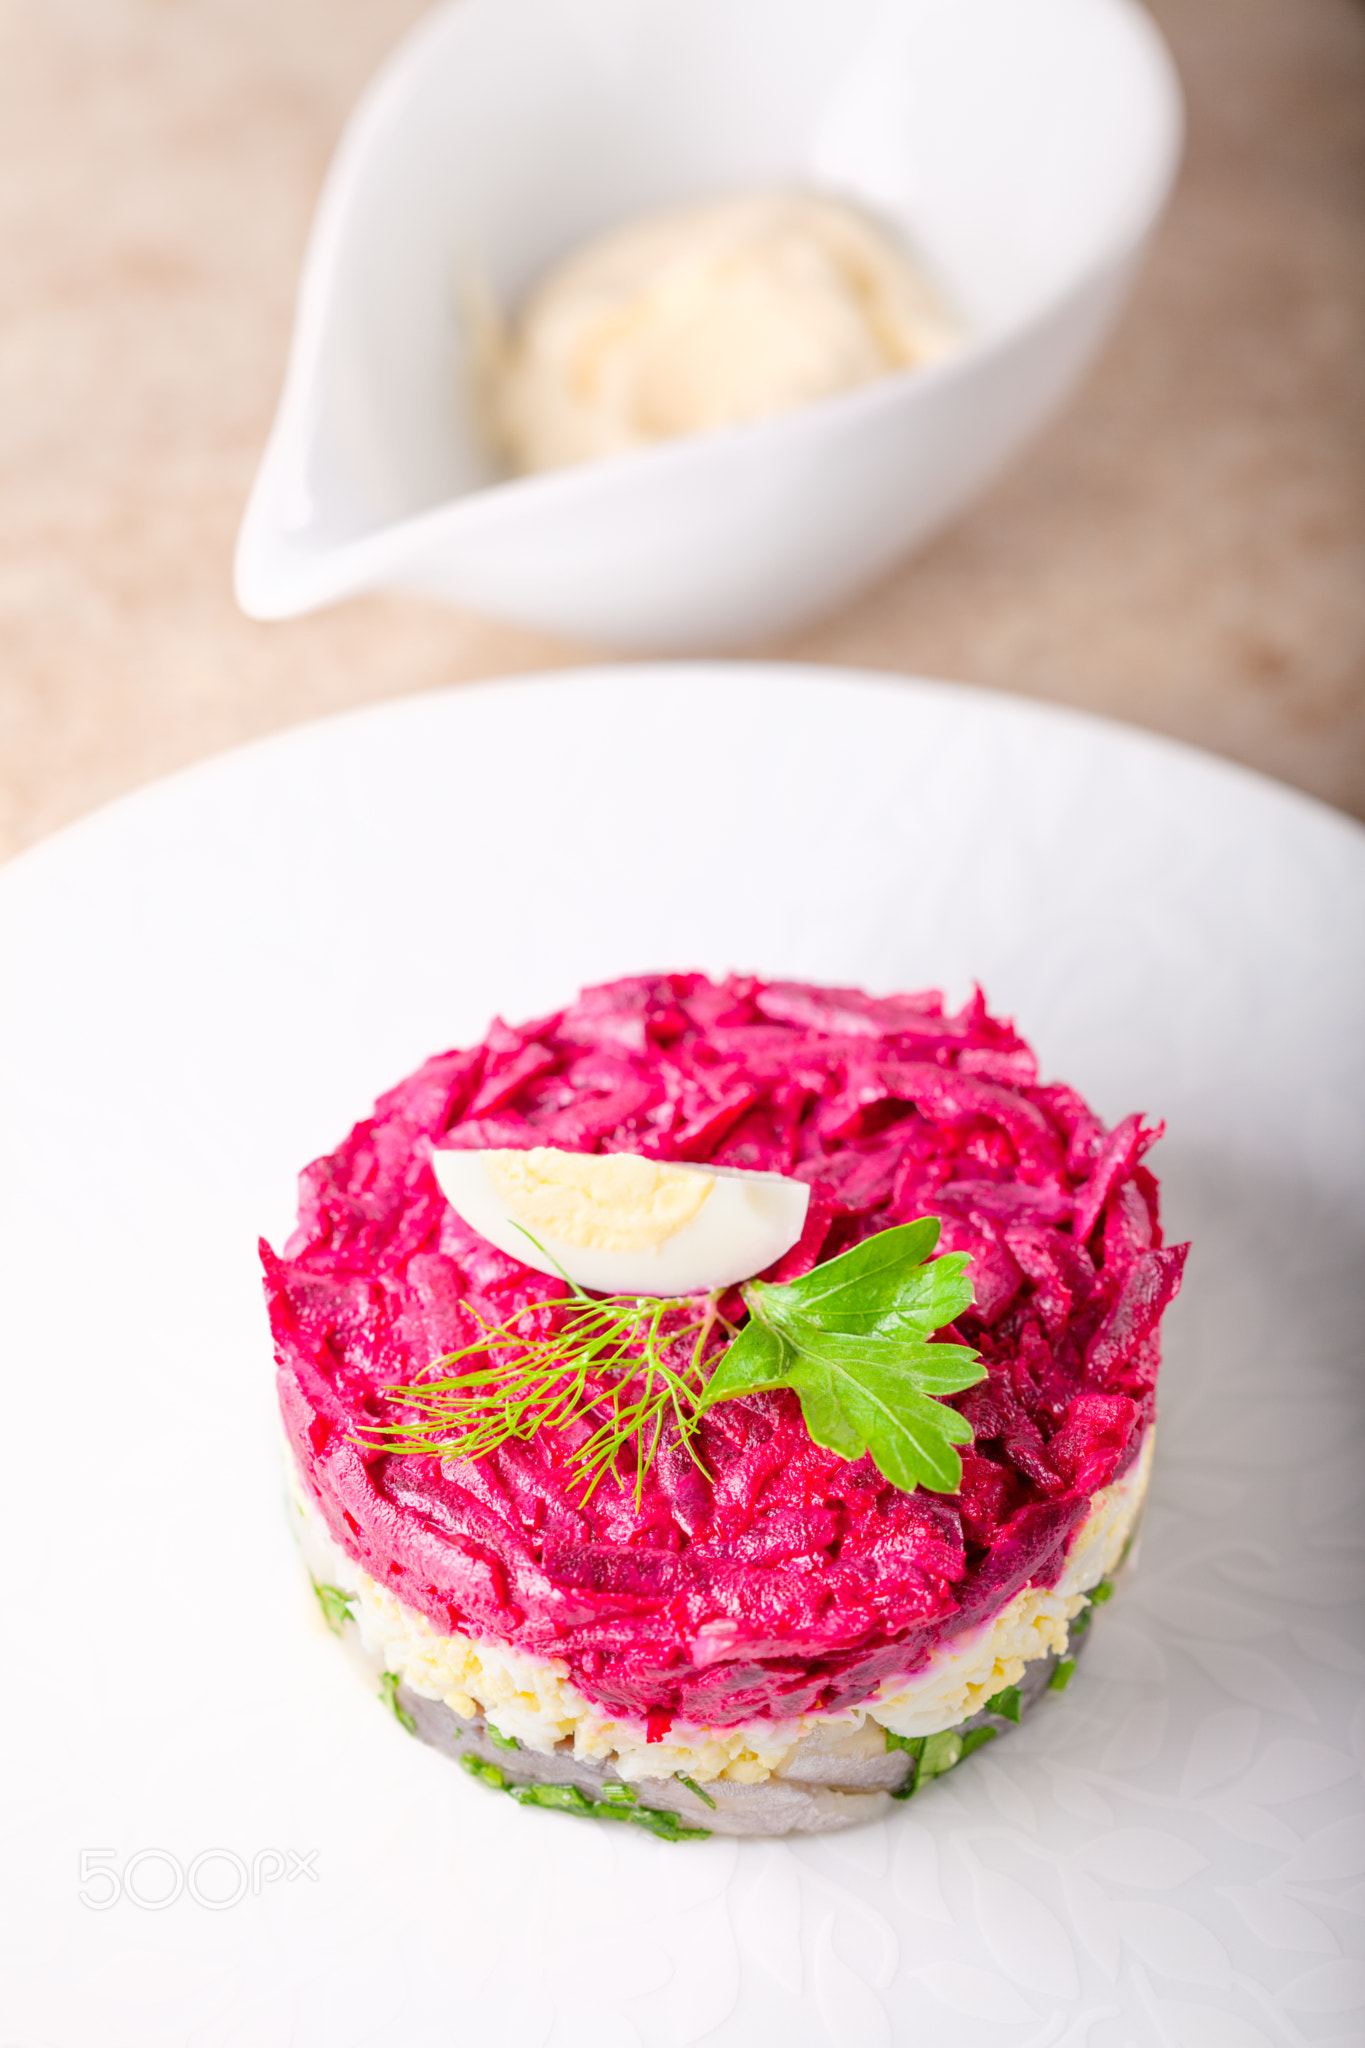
[265,974,1186,1838]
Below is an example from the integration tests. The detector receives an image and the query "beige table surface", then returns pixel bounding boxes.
[2,0,1362,864]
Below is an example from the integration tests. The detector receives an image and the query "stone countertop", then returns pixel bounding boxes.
[1,0,1362,862]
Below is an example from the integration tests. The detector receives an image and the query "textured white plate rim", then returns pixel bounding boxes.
[5,662,1362,896]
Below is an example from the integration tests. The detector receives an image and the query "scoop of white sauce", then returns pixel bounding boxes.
[431,1144,810,1296]
[484,191,960,474]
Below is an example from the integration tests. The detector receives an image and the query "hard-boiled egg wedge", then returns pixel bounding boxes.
[430,1145,810,1297]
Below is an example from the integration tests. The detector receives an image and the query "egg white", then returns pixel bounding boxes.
[431,1144,809,1296]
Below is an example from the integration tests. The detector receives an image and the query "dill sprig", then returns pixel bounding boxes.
[355,1218,983,1500]
[358,1287,736,1502]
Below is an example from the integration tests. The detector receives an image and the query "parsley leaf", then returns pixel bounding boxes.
[699,1220,985,1492]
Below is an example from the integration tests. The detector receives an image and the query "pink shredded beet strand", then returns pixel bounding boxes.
[265,974,1187,1728]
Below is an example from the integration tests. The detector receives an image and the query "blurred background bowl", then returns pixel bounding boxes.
[234,0,1182,651]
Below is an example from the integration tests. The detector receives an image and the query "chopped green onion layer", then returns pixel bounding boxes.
[458,1753,709,1840]
[379,1670,416,1734]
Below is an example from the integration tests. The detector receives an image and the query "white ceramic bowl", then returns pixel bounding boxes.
[235,0,1182,650]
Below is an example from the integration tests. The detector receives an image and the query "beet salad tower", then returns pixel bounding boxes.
[265,974,1186,1837]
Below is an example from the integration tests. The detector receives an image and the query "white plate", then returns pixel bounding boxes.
[2,664,1362,2048]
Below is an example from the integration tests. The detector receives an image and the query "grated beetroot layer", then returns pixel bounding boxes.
[266,974,1186,1732]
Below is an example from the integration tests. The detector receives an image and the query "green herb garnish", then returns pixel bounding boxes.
[885,1717,999,1799]
[919,1728,966,1779]
[985,1684,1022,1723]
[887,1729,923,1797]
[485,1724,520,1752]
[363,1217,980,1499]
[1049,1658,1076,1693]
[458,1754,709,1839]
[675,1771,718,1810]
[379,1669,416,1734]
[462,1754,510,1791]
[310,1576,356,1637]
[508,1781,595,1816]
[360,1287,730,1503]
[1071,1579,1113,1640]
[698,1219,984,1493]
[611,1804,711,1842]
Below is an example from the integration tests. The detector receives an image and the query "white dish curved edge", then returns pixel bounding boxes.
[234,0,1183,648]
[1,664,1362,2048]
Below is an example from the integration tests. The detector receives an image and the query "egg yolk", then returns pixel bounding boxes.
[482,1147,713,1253]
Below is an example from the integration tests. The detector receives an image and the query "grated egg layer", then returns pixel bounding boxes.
[293,1431,1150,1784]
